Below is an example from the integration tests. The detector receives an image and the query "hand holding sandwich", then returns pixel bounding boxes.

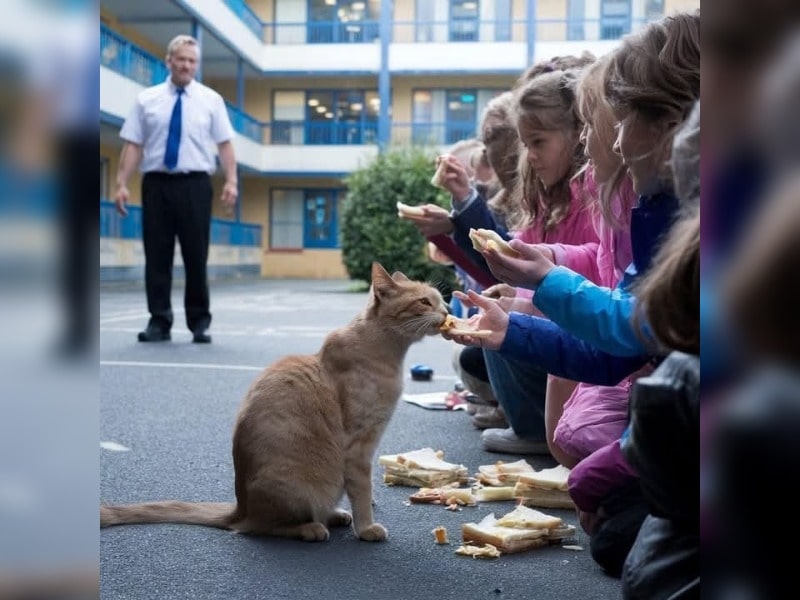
[400,203,454,236]
[433,155,471,203]
[481,239,556,290]
[443,290,509,350]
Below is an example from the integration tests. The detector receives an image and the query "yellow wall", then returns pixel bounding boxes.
[100,8,164,58]
[536,0,568,41]
[262,249,347,279]
[101,142,143,206]
[248,0,274,22]
[664,0,700,12]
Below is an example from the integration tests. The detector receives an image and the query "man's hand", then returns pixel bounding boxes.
[443,290,509,350]
[481,239,556,290]
[402,204,454,236]
[114,185,130,217]
[221,180,238,216]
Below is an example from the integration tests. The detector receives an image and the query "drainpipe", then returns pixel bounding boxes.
[378,0,392,152]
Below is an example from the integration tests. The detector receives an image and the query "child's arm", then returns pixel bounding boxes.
[533,266,649,357]
[451,193,511,278]
[500,312,649,386]
[568,439,638,515]
[545,242,602,284]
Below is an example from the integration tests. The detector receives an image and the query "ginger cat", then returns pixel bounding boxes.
[101,263,449,542]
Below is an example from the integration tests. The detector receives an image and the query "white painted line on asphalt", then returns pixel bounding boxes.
[100,360,264,371]
[100,441,130,452]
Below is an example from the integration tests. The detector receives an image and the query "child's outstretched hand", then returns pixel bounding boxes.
[402,204,454,236]
[438,155,471,202]
[481,239,555,290]
[443,290,509,351]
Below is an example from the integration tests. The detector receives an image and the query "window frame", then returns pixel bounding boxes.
[269,189,305,252]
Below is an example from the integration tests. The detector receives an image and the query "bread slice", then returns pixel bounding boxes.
[513,485,576,509]
[461,514,549,554]
[477,459,535,486]
[396,201,426,218]
[515,464,571,491]
[468,228,520,257]
[379,448,469,487]
[430,155,449,188]
[494,504,563,530]
[410,485,477,507]
[439,314,492,339]
[471,485,516,502]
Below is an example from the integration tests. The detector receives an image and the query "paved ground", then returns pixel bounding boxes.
[100,278,622,600]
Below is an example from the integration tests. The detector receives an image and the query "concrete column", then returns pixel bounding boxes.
[378,0,392,152]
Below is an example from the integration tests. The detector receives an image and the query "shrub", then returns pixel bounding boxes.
[341,147,457,298]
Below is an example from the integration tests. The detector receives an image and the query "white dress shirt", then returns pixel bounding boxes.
[120,78,235,174]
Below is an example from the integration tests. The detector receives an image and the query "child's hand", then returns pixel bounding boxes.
[444,290,509,350]
[439,156,471,202]
[481,239,556,290]
[403,204,454,236]
[482,283,516,299]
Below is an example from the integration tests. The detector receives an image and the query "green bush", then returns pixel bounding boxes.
[341,147,458,298]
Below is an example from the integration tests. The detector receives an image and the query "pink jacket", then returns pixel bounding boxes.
[545,175,642,462]
[513,175,601,301]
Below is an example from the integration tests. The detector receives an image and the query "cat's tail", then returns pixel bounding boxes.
[100,501,238,529]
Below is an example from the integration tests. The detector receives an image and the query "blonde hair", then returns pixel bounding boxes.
[515,52,596,89]
[575,53,632,229]
[478,92,520,223]
[634,207,700,355]
[605,11,701,191]
[166,35,199,59]
[511,65,592,232]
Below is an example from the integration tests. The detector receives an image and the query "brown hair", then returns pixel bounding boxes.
[605,12,701,191]
[574,52,631,229]
[478,91,520,225]
[634,207,700,355]
[515,51,597,89]
[511,66,591,232]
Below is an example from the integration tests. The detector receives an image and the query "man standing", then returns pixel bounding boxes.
[114,34,237,343]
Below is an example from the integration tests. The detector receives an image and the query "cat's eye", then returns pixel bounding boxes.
[418,298,433,307]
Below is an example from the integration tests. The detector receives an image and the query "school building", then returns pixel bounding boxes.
[100,0,699,281]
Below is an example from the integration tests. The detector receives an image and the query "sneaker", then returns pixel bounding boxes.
[480,427,551,455]
[471,406,508,430]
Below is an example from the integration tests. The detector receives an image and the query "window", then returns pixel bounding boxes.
[449,0,479,42]
[270,190,304,249]
[307,0,380,44]
[412,88,502,145]
[303,90,378,145]
[600,0,631,40]
[645,0,664,20]
[567,0,585,41]
[270,189,342,249]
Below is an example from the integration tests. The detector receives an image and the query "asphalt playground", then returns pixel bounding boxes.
[100,277,623,600]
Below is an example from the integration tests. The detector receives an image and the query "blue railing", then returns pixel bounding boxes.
[226,104,264,143]
[392,20,523,43]
[100,201,262,247]
[101,24,168,86]
[267,121,378,145]
[223,0,264,40]
[264,20,380,44]
[391,122,478,147]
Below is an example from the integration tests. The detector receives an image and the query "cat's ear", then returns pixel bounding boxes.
[391,271,410,283]
[371,262,396,298]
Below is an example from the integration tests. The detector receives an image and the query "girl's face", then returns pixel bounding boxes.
[581,104,622,185]
[613,111,669,196]
[517,118,576,188]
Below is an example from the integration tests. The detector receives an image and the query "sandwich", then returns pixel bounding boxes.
[430,155,450,189]
[410,484,477,508]
[396,201,426,218]
[379,448,469,487]
[471,485,516,502]
[476,459,535,486]
[439,314,492,339]
[513,464,576,509]
[468,228,521,258]
[461,505,574,554]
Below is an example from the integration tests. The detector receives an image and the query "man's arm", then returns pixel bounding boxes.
[114,142,143,217]
[217,140,238,215]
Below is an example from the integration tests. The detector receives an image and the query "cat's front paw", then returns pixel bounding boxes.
[328,509,353,528]
[357,523,387,542]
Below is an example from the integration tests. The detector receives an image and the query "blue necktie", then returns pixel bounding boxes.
[164,88,184,170]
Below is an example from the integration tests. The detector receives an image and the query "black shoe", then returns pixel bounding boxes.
[137,327,171,342]
[192,330,211,344]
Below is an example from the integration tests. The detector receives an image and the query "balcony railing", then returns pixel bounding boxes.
[263,20,380,44]
[391,122,478,147]
[223,0,264,40]
[392,20,525,43]
[101,200,262,246]
[100,24,167,87]
[266,121,378,145]
[226,104,264,143]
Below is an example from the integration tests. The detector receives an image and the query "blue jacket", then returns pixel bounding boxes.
[532,192,681,357]
[500,312,650,386]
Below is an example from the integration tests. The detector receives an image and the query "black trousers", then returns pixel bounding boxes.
[141,171,212,333]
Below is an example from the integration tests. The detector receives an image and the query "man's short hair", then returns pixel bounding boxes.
[166,35,198,59]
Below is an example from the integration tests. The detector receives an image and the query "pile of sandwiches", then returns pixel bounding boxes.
[378,448,469,488]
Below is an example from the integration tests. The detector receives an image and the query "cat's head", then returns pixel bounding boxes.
[367,262,449,339]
